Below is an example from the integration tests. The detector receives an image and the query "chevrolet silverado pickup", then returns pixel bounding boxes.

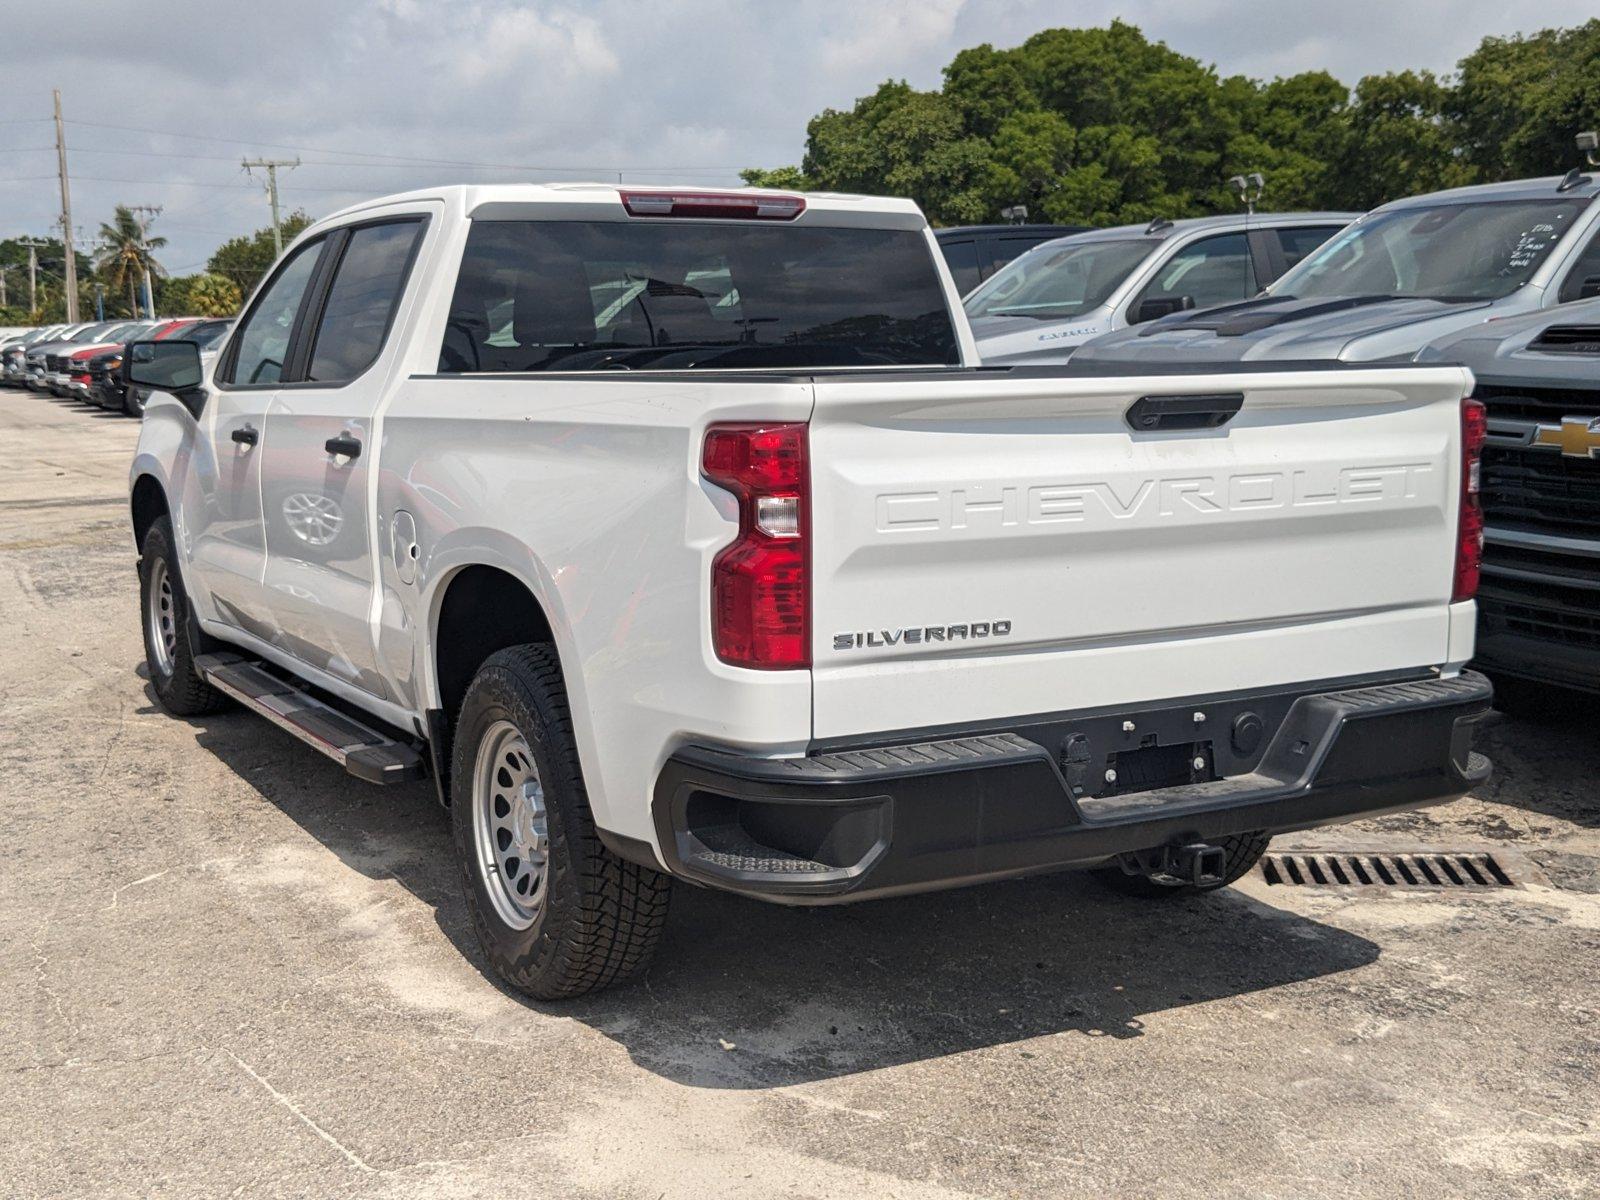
[125,183,1493,999]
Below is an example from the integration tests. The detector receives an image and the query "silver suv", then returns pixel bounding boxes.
[965,211,1356,364]
[1070,174,1600,367]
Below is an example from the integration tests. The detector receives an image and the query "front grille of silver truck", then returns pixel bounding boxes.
[1475,381,1600,657]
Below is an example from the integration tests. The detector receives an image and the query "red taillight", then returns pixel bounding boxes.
[620,190,806,221]
[1454,397,1487,602]
[702,423,809,668]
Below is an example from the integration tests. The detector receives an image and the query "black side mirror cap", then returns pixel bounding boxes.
[1579,274,1600,301]
[1131,295,1196,325]
[124,339,207,416]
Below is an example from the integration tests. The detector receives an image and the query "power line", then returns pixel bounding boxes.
[60,116,749,174]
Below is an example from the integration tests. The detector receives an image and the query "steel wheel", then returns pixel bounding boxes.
[146,558,178,678]
[471,720,549,931]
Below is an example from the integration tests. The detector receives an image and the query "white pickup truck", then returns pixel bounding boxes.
[126,184,1492,999]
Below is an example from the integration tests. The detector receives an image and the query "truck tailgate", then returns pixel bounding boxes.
[808,367,1472,739]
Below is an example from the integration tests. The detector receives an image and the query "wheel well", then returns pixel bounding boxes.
[130,475,168,552]
[434,565,556,726]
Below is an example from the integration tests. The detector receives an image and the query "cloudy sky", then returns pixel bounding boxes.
[4,0,1598,273]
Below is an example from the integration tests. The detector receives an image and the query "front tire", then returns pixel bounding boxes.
[139,516,227,716]
[1091,831,1271,898]
[450,645,671,999]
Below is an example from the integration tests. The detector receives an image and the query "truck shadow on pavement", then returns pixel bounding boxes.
[175,694,1385,1090]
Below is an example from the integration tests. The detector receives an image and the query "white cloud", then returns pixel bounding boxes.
[820,0,969,75]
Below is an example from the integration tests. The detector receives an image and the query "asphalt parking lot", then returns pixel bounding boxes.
[3,388,1599,1199]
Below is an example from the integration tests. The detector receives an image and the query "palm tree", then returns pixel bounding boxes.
[95,206,166,317]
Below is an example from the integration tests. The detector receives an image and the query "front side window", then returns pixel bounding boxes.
[1134,233,1253,315]
[227,239,324,386]
[307,221,424,384]
[1275,200,1586,303]
[965,239,1153,321]
[1558,227,1600,303]
[439,220,958,372]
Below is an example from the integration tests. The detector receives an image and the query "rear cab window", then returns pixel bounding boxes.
[439,221,960,372]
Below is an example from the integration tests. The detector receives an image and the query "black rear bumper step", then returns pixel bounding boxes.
[653,671,1494,904]
[197,653,426,785]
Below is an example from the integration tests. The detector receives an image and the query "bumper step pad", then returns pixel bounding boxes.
[655,671,1494,902]
[196,653,426,785]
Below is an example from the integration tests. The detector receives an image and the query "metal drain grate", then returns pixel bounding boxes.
[1261,851,1517,889]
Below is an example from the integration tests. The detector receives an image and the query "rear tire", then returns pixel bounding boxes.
[450,645,671,999]
[139,516,227,716]
[1091,831,1271,898]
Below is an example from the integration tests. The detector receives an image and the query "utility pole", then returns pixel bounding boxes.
[53,89,79,322]
[129,204,163,318]
[0,266,7,309]
[242,157,300,258]
[18,237,47,317]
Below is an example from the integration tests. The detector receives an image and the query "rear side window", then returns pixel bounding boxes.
[939,239,982,295]
[226,238,324,386]
[1276,225,1343,272]
[307,220,424,384]
[440,221,959,372]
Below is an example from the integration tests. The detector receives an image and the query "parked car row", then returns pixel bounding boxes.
[0,316,233,416]
[948,169,1600,703]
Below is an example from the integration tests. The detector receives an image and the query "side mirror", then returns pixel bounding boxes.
[124,340,205,415]
[1130,295,1195,325]
[1579,274,1600,301]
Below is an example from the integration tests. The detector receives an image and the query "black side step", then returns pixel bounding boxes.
[196,652,427,785]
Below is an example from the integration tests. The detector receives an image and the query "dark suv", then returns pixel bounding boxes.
[935,224,1091,295]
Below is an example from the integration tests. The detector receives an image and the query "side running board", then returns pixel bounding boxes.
[195,652,427,785]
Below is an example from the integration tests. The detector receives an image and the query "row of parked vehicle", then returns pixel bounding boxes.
[0,316,232,416]
[935,169,1600,700]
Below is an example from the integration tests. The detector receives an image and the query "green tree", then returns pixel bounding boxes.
[188,273,242,316]
[742,19,1600,229]
[206,210,314,298]
[0,237,93,319]
[1331,71,1475,209]
[95,206,166,317]
[1452,22,1600,180]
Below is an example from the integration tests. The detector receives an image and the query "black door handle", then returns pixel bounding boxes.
[230,425,258,446]
[324,434,362,460]
[1125,392,1245,432]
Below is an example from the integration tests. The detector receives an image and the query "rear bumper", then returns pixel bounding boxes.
[651,671,1493,904]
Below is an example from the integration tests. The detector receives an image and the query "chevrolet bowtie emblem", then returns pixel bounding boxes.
[1533,416,1600,459]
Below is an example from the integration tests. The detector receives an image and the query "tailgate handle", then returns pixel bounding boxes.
[1125,392,1244,432]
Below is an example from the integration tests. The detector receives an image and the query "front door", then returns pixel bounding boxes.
[187,235,328,636]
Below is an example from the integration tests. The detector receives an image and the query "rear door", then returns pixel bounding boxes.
[807,367,1469,739]
[258,216,428,700]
